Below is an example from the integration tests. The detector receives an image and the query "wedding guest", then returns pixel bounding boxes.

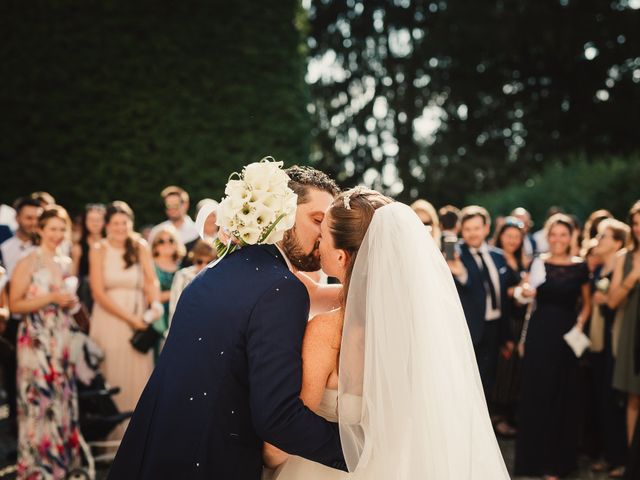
[152,186,199,251]
[583,209,614,247]
[532,206,564,254]
[140,224,154,242]
[196,198,219,242]
[411,199,441,246]
[168,240,216,326]
[29,191,56,208]
[0,265,9,338]
[0,197,41,434]
[610,200,640,449]
[71,203,106,313]
[492,216,530,437]
[511,207,537,259]
[589,219,629,477]
[447,206,510,398]
[149,224,185,360]
[89,201,160,440]
[583,238,603,274]
[9,205,83,478]
[438,204,461,241]
[0,197,41,279]
[515,213,591,480]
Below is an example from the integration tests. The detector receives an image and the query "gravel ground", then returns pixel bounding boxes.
[0,404,611,480]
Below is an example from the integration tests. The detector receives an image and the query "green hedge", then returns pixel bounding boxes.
[0,1,310,225]
[469,154,640,225]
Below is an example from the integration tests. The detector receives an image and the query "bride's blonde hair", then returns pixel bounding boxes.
[328,187,393,306]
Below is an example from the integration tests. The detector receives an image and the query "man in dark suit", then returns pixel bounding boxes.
[108,167,346,479]
[447,205,510,398]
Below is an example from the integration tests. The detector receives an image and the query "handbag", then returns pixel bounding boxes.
[130,327,162,354]
[129,264,161,353]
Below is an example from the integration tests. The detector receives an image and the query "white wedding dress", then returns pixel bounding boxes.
[267,202,510,479]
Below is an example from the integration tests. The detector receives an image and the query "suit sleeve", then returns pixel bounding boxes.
[246,277,347,471]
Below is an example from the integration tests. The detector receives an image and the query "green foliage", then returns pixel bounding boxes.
[307,0,640,206]
[468,153,640,224]
[0,1,310,225]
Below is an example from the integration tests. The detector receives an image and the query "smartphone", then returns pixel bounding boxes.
[443,236,457,261]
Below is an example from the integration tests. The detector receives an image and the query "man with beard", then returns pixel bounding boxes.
[108,166,347,480]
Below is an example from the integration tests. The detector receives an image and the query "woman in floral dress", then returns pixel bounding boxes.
[9,205,83,479]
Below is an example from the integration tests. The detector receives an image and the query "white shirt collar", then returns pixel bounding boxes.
[469,243,489,255]
[274,243,294,272]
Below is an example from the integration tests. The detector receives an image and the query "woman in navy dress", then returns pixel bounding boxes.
[515,214,591,480]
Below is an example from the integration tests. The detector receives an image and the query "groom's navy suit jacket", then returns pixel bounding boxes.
[108,245,346,479]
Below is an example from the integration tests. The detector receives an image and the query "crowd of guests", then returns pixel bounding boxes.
[411,199,640,480]
[0,188,219,478]
[0,186,639,479]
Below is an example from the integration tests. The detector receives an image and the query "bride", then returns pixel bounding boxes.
[263,188,509,479]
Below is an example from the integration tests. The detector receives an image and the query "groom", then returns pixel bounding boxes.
[108,167,346,479]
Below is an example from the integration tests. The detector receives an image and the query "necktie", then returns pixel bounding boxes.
[476,251,498,310]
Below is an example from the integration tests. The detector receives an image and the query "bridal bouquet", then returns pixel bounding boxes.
[211,157,297,258]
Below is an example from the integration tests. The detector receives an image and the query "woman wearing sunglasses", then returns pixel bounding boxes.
[168,240,216,329]
[150,225,185,361]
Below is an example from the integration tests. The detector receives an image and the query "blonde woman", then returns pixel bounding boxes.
[89,201,160,440]
[410,199,441,247]
[149,224,185,359]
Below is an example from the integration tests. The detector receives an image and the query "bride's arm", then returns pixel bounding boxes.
[262,312,340,468]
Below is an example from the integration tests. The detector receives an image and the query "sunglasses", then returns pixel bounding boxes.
[156,237,175,245]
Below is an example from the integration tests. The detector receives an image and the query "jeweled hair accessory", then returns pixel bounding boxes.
[343,186,367,210]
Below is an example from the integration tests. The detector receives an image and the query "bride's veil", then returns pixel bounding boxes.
[338,202,509,479]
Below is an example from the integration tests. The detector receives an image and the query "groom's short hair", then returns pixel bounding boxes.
[285,165,340,203]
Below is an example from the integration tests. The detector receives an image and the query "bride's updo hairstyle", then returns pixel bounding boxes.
[328,187,393,304]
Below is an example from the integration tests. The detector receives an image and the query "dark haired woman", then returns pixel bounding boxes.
[515,214,592,480]
[9,205,83,478]
[89,201,160,440]
[492,217,530,438]
[71,203,105,312]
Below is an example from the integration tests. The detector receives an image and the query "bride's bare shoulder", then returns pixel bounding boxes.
[304,308,343,348]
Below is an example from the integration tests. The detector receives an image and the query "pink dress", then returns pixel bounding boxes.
[89,241,153,440]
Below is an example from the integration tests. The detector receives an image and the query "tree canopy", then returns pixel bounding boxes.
[307,0,640,206]
[0,1,310,224]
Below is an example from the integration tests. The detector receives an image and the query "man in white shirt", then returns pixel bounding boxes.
[446,206,510,399]
[152,186,200,248]
[0,197,41,279]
